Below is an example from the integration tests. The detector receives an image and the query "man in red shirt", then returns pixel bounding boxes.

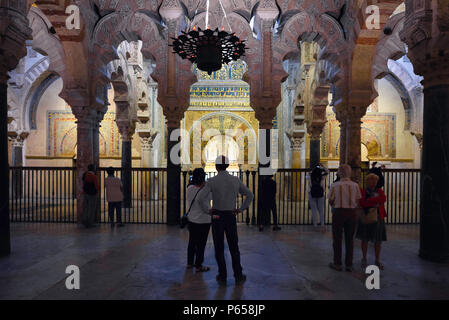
[82,164,99,228]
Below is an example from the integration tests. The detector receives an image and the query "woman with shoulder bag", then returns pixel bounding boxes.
[186,168,212,272]
[356,173,387,270]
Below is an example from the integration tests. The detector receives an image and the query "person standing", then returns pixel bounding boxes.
[258,175,281,232]
[199,155,254,285]
[104,167,124,228]
[369,162,385,189]
[307,164,329,232]
[82,164,99,228]
[357,173,387,270]
[328,164,362,272]
[186,168,212,272]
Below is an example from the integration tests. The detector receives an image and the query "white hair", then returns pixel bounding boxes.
[338,164,352,179]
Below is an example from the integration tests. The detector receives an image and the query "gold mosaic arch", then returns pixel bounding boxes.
[183,111,258,167]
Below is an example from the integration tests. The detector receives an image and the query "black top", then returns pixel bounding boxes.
[260,177,276,208]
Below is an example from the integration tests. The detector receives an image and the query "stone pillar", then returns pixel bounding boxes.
[11,135,26,167]
[259,127,272,175]
[346,114,363,183]
[72,106,96,224]
[140,131,158,168]
[289,136,304,201]
[400,0,449,262]
[290,137,304,170]
[419,84,449,261]
[117,119,135,209]
[308,124,324,169]
[92,110,105,171]
[140,131,158,200]
[10,134,28,199]
[0,79,10,256]
[167,125,181,225]
[0,3,31,256]
[339,120,347,165]
[159,2,196,225]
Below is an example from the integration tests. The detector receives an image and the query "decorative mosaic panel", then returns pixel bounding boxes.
[193,60,247,81]
[47,110,121,157]
[322,112,396,159]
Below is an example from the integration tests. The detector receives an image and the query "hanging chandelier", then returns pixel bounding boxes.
[170,0,247,75]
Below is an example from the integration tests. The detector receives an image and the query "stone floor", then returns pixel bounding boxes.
[0,222,448,300]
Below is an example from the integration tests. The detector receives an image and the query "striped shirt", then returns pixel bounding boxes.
[328,179,362,209]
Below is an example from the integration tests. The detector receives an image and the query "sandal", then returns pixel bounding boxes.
[196,266,210,272]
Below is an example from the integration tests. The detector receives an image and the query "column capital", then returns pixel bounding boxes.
[140,130,159,151]
[60,88,90,109]
[335,104,367,123]
[161,100,185,128]
[411,132,423,151]
[9,131,29,148]
[286,130,305,152]
[308,122,326,140]
[116,120,135,142]
[72,106,97,129]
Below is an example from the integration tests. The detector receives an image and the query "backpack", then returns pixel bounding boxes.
[310,176,324,198]
[83,173,97,195]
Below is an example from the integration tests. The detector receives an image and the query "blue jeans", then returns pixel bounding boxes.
[309,195,325,226]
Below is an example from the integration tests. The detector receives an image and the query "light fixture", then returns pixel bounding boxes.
[170,0,247,75]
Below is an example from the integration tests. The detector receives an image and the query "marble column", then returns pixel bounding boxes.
[140,131,158,200]
[400,0,449,262]
[0,80,10,256]
[346,114,363,183]
[10,135,27,199]
[259,128,272,174]
[122,140,132,208]
[290,137,303,170]
[167,126,181,225]
[339,120,347,165]
[92,111,105,171]
[258,127,272,225]
[0,3,32,256]
[290,136,304,202]
[73,106,96,224]
[307,122,325,169]
[117,120,134,209]
[419,85,449,261]
[11,137,25,167]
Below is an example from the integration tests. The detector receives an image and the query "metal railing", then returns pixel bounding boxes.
[9,167,167,224]
[9,167,420,225]
[181,168,421,225]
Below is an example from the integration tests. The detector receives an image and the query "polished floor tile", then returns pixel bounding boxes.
[0,223,448,300]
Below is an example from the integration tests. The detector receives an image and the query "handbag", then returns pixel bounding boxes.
[360,207,378,225]
[180,187,202,229]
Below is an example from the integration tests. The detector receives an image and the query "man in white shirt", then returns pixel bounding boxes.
[328,164,362,272]
[200,155,254,285]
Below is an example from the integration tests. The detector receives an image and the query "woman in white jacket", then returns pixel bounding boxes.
[186,168,212,272]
